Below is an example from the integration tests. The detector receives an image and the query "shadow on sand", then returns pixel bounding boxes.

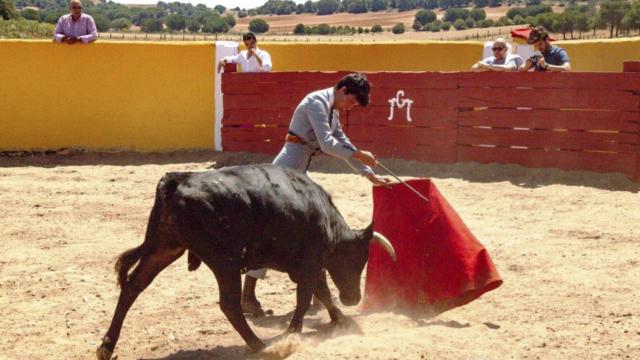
[2,150,637,192]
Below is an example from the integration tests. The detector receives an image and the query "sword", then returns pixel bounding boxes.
[377,161,430,203]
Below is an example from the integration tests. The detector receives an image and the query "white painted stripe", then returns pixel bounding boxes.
[214,41,239,151]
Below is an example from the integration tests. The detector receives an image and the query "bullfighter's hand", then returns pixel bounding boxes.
[366,173,391,186]
[353,149,377,168]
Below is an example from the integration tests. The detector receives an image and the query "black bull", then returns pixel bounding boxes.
[96,164,396,359]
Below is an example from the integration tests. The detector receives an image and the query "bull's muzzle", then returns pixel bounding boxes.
[370,232,397,261]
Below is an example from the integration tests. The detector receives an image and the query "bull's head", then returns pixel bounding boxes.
[325,223,396,306]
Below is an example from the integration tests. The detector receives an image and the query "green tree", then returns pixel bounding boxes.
[444,8,470,22]
[214,5,226,14]
[223,14,235,28]
[317,0,339,15]
[429,22,441,31]
[165,14,187,31]
[304,0,318,13]
[202,16,229,33]
[478,18,494,27]
[293,23,305,34]
[249,18,269,33]
[599,0,629,38]
[412,19,423,31]
[0,0,17,20]
[453,18,467,29]
[392,22,405,33]
[317,23,331,34]
[371,24,383,32]
[93,14,111,32]
[370,0,388,11]
[496,15,512,26]
[441,21,451,30]
[465,17,475,28]
[474,0,489,7]
[20,8,38,21]
[111,18,131,31]
[470,8,486,21]
[397,0,417,11]
[415,9,437,25]
[513,14,526,24]
[347,0,368,13]
[186,19,200,33]
[141,17,163,33]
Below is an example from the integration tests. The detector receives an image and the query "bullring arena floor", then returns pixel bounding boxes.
[1,151,638,359]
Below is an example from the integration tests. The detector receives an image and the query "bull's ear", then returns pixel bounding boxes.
[360,222,374,243]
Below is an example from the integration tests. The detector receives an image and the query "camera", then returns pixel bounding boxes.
[529,51,543,63]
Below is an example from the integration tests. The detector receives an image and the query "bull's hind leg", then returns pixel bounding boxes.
[97,246,184,360]
[202,256,266,352]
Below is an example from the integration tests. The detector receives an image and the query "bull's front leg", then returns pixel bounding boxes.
[208,257,265,352]
[313,275,344,324]
[286,283,314,333]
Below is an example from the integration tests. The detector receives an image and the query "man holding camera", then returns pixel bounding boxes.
[520,27,571,72]
[53,0,97,45]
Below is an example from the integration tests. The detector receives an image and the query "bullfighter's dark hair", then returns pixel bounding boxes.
[242,32,257,41]
[335,73,371,107]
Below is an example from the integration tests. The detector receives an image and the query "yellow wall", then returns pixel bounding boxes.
[555,38,640,72]
[259,41,483,71]
[0,40,215,151]
[1,38,638,151]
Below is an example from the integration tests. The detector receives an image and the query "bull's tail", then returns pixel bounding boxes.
[115,199,161,287]
[115,245,145,288]
[115,172,188,287]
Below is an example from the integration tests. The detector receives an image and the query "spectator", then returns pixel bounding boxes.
[53,0,97,45]
[217,32,272,73]
[520,27,571,72]
[472,38,522,72]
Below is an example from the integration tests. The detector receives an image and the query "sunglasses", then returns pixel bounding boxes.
[71,6,82,9]
[492,47,505,51]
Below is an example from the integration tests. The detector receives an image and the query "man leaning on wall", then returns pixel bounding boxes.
[217,32,272,73]
[520,26,571,72]
[471,38,523,72]
[53,0,97,45]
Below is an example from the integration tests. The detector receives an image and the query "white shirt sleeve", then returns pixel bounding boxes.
[258,51,272,72]
[223,53,242,64]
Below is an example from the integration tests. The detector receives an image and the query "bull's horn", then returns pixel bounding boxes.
[370,231,397,262]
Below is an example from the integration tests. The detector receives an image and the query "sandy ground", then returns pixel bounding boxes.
[1,151,639,359]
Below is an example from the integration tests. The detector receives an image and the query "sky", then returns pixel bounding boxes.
[112,0,304,9]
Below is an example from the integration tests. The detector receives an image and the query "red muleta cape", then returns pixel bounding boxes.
[362,179,502,315]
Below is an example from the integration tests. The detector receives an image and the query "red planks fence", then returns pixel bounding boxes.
[221,69,640,180]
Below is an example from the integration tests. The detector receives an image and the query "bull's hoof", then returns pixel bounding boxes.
[96,345,113,360]
[242,299,272,318]
[328,307,344,323]
[247,341,267,353]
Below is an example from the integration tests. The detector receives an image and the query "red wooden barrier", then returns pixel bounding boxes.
[221,71,640,180]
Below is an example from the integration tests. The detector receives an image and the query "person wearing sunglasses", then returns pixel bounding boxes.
[53,0,97,45]
[471,38,522,72]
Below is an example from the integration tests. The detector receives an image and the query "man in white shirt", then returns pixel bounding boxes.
[217,32,272,73]
[471,38,522,72]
